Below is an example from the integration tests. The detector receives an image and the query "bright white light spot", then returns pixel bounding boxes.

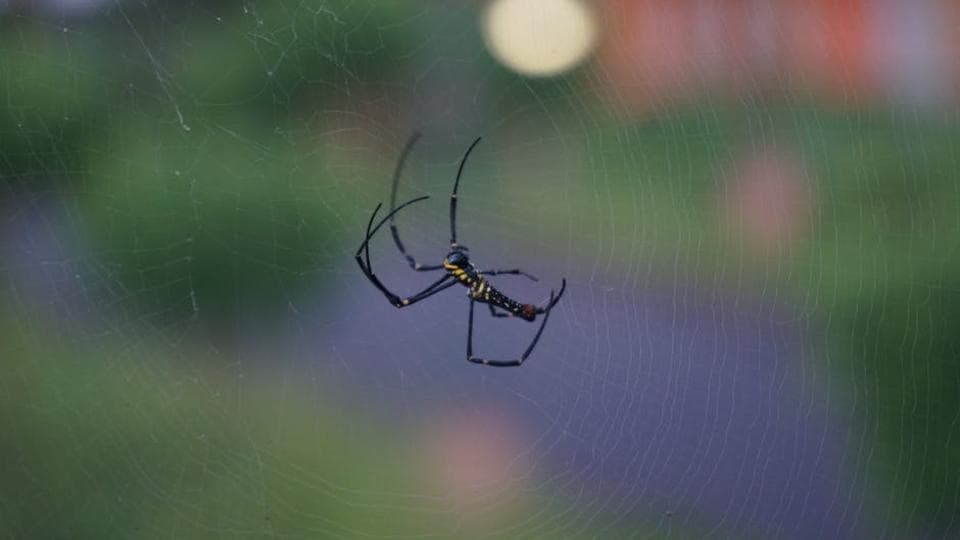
[483,0,597,78]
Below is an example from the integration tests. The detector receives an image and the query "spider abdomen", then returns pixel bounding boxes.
[472,280,536,321]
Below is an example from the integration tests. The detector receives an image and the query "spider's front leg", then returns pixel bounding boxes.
[359,269,456,308]
[356,197,455,308]
[388,132,445,272]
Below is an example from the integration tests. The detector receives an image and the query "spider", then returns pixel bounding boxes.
[355,133,566,367]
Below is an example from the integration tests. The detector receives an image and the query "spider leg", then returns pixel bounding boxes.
[488,304,511,318]
[533,278,566,315]
[479,268,539,282]
[467,290,558,367]
[358,253,457,308]
[396,275,459,307]
[467,298,477,358]
[357,196,430,267]
[388,132,443,272]
[356,197,453,307]
[449,136,482,248]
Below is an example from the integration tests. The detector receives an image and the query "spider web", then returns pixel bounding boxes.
[2,1,959,538]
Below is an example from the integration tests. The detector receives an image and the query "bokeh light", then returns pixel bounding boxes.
[425,408,530,516]
[482,0,597,78]
[720,147,814,253]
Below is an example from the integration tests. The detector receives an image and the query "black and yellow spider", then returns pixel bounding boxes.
[355,133,566,367]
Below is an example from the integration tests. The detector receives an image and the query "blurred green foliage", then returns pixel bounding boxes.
[0,22,102,180]
[79,117,347,335]
[0,316,434,537]
[1,317,662,538]
[175,1,419,109]
[834,285,960,531]
[2,2,435,335]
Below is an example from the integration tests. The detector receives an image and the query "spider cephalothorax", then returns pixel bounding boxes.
[355,133,566,366]
[443,250,469,269]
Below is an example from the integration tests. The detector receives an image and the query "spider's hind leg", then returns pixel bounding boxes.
[535,278,566,314]
[467,289,558,367]
[488,304,511,318]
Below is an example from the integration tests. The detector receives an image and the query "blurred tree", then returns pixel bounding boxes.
[0,21,103,189]
[79,118,348,341]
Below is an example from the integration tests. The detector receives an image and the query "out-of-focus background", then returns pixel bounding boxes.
[2,1,958,538]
